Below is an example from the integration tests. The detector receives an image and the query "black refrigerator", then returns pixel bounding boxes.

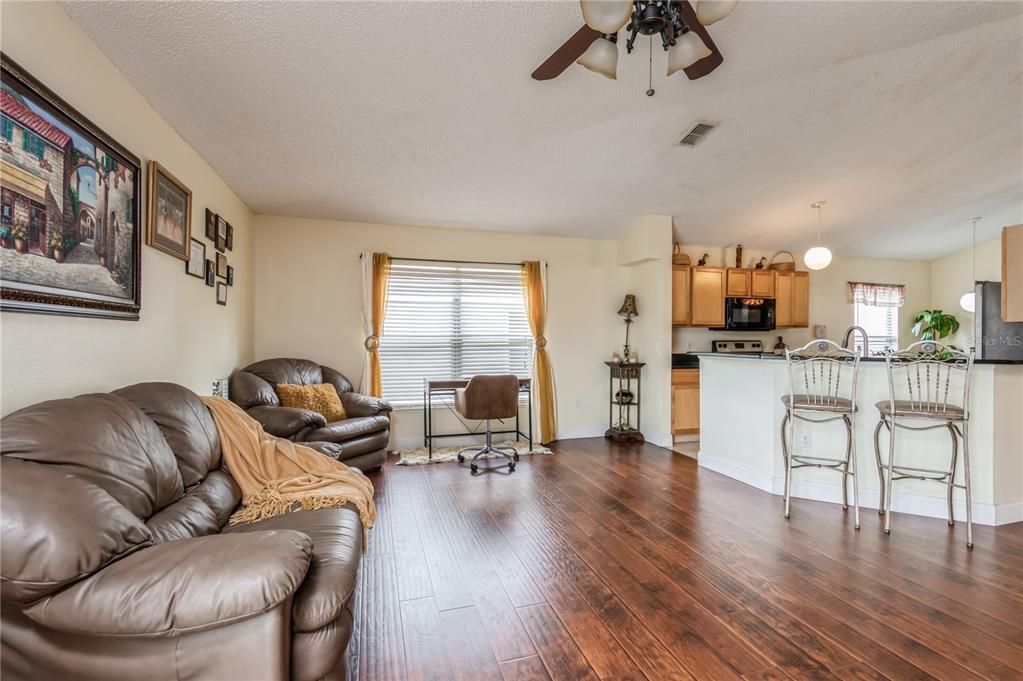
[974,281,1023,360]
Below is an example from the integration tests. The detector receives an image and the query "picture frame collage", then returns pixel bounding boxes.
[199,207,234,307]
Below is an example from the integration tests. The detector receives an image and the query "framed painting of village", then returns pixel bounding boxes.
[0,53,142,320]
[146,160,191,260]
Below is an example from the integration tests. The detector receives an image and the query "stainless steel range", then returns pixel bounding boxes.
[711,339,764,355]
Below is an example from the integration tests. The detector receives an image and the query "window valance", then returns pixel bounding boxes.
[848,282,905,308]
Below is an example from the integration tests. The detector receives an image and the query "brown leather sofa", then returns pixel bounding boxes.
[1,382,365,681]
[231,358,391,471]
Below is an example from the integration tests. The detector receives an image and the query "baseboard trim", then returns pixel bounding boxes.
[555,426,607,440]
[698,450,1016,526]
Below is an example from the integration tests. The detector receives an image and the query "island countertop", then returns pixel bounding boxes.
[677,352,1023,365]
[694,354,1023,527]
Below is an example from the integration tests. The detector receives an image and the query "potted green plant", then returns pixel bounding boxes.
[48,231,65,263]
[11,219,28,254]
[0,224,11,249]
[911,309,960,341]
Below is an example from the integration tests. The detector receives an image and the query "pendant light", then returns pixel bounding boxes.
[804,201,833,271]
[667,30,712,76]
[959,217,980,313]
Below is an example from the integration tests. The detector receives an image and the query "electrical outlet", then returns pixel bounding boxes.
[798,431,812,449]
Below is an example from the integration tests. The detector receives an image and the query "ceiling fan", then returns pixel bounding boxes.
[532,0,736,82]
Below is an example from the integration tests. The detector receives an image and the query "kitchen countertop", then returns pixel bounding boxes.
[683,351,1023,364]
[674,352,1023,366]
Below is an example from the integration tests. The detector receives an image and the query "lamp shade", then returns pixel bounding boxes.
[959,292,976,313]
[580,0,632,34]
[803,246,833,271]
[618,294,638,318]
[577,35,619,79]
[667,30,712,76]
[695,0,738,26]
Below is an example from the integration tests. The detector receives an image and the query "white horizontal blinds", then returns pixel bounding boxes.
[849,282,903,355]
[854,303,899,355]
[378,260,532,408]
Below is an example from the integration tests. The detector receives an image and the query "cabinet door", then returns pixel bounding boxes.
[672,266,691,326]
[1003,224,1023,322]
[792,271,810,327]
[691,268,726,327]
[671,370,700,435]
[751,269,776,298]
[775,272,793,327]
[726,268,751,297]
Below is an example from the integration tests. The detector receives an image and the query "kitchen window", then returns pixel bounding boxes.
[378,260,532,408]
[849,282,904,356]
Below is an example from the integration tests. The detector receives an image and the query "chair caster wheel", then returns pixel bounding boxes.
[508,462,516,472]
[855,525,861,530]
[784,513,790,519]
[948,520,955,527]
[878,510,885,516]
[457,454,465,463]
[967,542,974,549]
[884,529,891,535]
[470,463,478,473]
[513,453,520,462]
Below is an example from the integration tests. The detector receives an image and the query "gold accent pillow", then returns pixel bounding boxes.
[275,383,347,422]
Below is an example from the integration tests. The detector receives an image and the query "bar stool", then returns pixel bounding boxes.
[873,341,975,548]
[781,340,862,528]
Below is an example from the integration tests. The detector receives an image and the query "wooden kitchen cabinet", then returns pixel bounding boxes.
[672,265,691,326]
[751,269,776,298]
[775,271,809,328]
[726,268,750,297]
[792,271,809,327]
[1003,224,1023,322]
[671,369,700,435]
[691,267,726,327]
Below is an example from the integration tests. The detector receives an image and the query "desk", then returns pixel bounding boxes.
[423,377,532,459]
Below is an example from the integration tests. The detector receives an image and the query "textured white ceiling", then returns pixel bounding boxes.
[62,1,1023,259]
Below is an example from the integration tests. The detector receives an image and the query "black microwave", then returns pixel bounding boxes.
[722,297,776,331]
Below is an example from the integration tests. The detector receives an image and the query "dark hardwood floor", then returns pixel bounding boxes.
[350,438,1023,681]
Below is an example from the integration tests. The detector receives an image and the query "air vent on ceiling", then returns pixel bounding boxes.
[678,122,717,147]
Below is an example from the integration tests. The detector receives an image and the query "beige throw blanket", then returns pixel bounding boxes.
[201,397,376,536]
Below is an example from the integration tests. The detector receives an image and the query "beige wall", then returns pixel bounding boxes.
[0,2,254,414]
[253,215,651,445]
[929,238,1001,348]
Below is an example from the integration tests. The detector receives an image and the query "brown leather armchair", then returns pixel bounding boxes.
[1,382,364,681]
[230,358,391,471]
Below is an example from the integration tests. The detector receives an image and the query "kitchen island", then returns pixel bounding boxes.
[696,352,1023,526]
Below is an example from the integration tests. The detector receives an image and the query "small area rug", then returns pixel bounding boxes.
[396,440,552,466]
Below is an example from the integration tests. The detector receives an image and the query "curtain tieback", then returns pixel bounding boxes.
[364,335,380,351]
[534,336,547,350]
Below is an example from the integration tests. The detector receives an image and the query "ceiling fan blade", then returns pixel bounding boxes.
[676,0,724,80]
[532,25,601,81]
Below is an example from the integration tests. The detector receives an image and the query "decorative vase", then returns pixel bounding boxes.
[735,244,743,268]
[14,238,26,254]
[53,248,64,263]
[615,389,634,404]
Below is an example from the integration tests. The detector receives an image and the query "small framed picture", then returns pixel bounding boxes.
[226,265,234,286]
[204,259,215,287]
[216,252,228,278]
[186,238,205,278]
[146,161,192,261]
[216,282,228,306]
[215,216,227,252]
[205,209,217,240]
[226,222,234,251]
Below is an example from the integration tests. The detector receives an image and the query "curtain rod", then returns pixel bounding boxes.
[359,254,545,267]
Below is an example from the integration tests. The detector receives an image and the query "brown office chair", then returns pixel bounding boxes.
[454,374,521,473]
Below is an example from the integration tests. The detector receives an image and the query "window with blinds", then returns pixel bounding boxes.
[378,260,532,408]
[854,302,899,356]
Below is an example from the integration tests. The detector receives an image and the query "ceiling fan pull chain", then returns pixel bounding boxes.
[646,36,656,96]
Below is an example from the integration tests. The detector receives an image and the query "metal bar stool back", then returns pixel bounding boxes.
[875,341,975,547]
[782,339,862,528]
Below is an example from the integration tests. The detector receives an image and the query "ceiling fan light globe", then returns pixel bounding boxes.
[803,246,833,271]
[580,0,632,34]
[667,31,712,76]
[577,36,619,79]
[959,292,976,313]
[695,0,738,26]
